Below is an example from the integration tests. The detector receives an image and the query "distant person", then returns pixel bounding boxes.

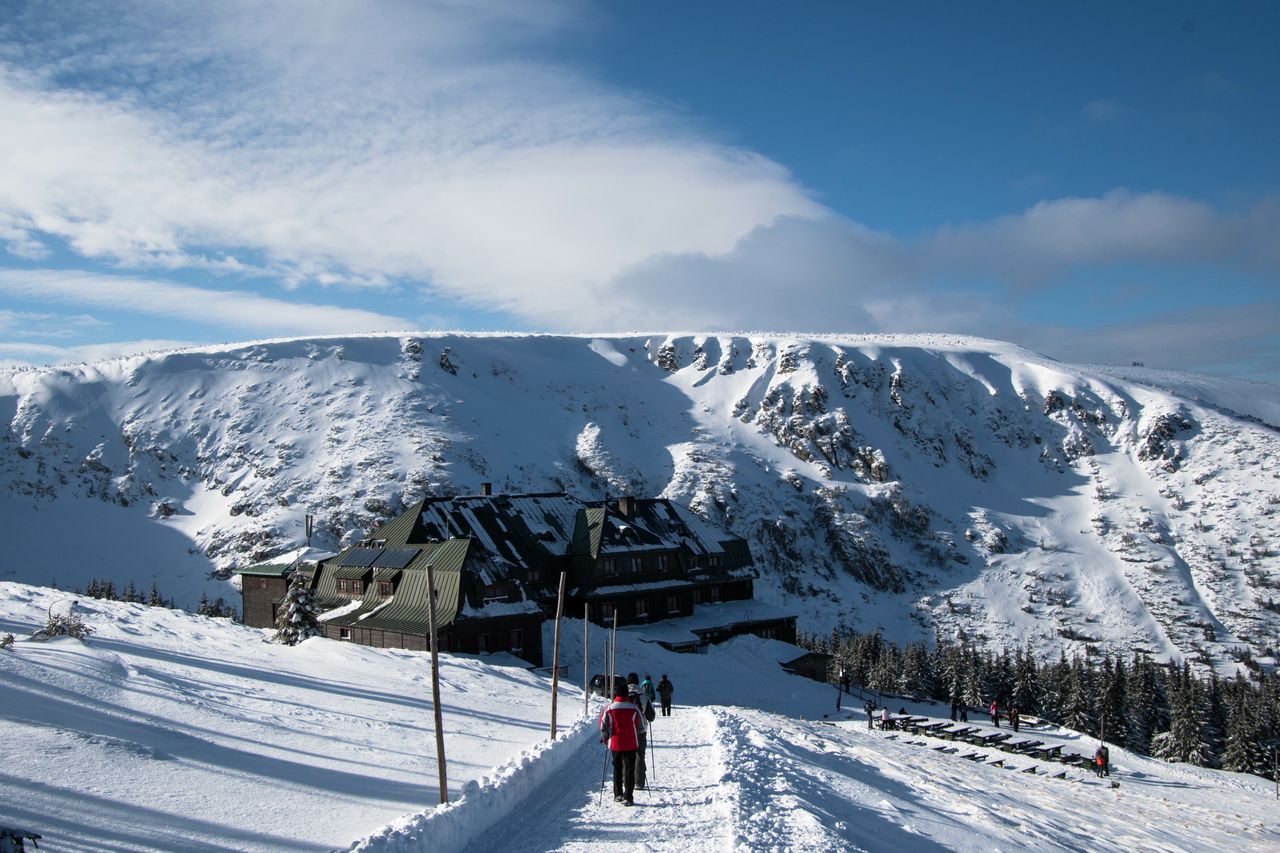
[627,674,655,789]
[864,700,875,729]
[599,684,643,805]
[989,700,1000,727]
[959,702,968,723]
[1093,745,1106,778]
[1100,744,1110,777]
[897,707,907,716]
[1009,707,1020,733]
[641,673,656,703]
[840,672,851,694]
[880,706,889,730]
[657,675,674,716]
[949,698,959,722]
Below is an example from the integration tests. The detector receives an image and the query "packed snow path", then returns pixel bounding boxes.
[462,706,729,852]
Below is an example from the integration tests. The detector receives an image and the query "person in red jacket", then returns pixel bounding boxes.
[599,686,643,805]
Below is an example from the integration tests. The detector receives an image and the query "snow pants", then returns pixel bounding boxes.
[612,749,637,801]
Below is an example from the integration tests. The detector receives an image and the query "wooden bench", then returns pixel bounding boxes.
[1030,744,1063,760]
[1005,739,1044,754]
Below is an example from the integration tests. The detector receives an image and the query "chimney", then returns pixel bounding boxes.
[480,482,492,496]
[617,495,634,518]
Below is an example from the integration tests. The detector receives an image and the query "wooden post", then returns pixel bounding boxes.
[610,610,618,697]
[583,606,590,718]
[425,560,448,804]
[550,571,567,739]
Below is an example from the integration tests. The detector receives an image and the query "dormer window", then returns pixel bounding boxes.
[378,581,394,597]
[628,556,643,574]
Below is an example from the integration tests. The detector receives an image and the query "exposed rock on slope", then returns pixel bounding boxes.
[2,333,1278,672]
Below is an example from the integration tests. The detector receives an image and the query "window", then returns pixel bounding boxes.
[339,628,352,641]
[351,580,363,595]
[655,554,669,572]
[634,599,648,619]
[258,578,268,590]
[600,558,616,575]
[693,588,704,605]
[337,578,348,594]
[628,556,643,574]
[378,581,393,597]
[477,633,490,654]
[709,555,721,569]
[510,628,523,654]
[527,569,542,583]
[709,586,721,603]
[666,594,679,614]
[600,602,616,622]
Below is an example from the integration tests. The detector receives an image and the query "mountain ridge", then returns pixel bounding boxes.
[3,333,1277,672]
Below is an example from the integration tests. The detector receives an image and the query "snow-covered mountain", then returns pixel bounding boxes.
[3,333,1278,670]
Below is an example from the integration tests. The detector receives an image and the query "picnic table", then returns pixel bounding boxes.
[1005,739,1045,754]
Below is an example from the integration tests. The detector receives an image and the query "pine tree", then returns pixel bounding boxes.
[1098,655,1128,747]
[1222,677,1268,776]
[1153,663,1213,766]
[274,570,321,646]
[1012,646,1039,715]
[148,580,164,607]
[197,590,211,616]
[1062,655,1095,735]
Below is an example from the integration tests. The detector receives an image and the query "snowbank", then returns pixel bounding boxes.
[349,716,598,853]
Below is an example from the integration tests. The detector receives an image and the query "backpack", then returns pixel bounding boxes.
[644,701,656,722]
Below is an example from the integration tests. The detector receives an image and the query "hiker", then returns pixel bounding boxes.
[657,674,673,716]
[989,700,1000,727]
[959,702,968,723]
[641,673,656,703]
[627,673,656,789]
[864,700,875,729]
[949,698,958,722]
[879,706,890,730]
[1093,745,1106,778]
[599,684,643,805]
[1009,707,1020,733]
[1099,744,1110,777]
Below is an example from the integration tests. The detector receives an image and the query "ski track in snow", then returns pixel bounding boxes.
[462,707,730,852]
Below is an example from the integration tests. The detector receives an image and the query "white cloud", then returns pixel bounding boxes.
[0,1,820,324]
[0,269,409,335]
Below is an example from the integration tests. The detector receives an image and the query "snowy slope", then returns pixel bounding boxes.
[2,583,1275,853]
[2,333,1278,670]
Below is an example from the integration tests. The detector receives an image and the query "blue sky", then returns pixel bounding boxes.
[0,1,1276,380]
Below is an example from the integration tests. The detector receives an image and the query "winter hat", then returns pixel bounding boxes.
[627,672,639,684]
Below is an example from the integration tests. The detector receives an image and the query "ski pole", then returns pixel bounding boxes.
[599,745,610,806]
[649,727,656,782]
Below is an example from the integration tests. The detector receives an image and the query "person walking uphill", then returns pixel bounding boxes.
[657,674,674,716]
[627,674,656,789]
[599,685,643,805]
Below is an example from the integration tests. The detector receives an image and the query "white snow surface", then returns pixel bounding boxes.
[2,332,1279,672]
[2,583,1278,852]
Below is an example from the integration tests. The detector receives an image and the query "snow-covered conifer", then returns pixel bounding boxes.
[274,570,321,646]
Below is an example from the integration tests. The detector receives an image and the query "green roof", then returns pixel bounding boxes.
[324,539,469,633]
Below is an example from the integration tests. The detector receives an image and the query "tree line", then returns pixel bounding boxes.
[799,628,1280,781]
[65,577,238,620]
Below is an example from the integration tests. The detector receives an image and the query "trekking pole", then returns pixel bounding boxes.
[649,726,656,783]
[599,745,610,806]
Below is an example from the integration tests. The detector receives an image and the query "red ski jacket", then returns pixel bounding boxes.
[599,698,643,752]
